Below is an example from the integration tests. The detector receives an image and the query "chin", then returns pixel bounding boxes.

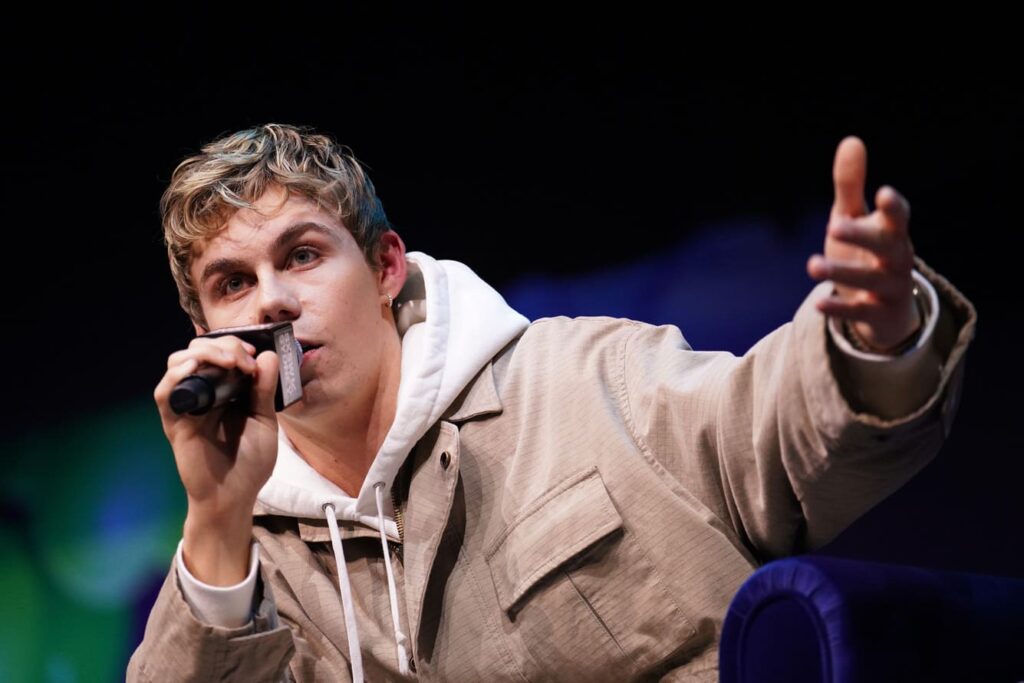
[284,385,333,417]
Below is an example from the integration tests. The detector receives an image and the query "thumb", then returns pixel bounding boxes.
[831,135,869,219]
[250,350,280,421]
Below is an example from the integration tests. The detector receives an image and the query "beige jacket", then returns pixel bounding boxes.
[128,255,976,682]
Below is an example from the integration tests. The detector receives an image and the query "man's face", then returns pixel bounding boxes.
[188,184,404,416]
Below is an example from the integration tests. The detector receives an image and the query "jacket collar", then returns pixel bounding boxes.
[443,359,504,423]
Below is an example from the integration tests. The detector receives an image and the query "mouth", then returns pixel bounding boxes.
[297,343,321,385]
[297,340,323,368]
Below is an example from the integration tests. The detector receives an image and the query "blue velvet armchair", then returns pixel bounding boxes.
[719,556,1024,683]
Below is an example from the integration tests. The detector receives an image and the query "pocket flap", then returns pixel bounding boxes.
[485,467,623,612]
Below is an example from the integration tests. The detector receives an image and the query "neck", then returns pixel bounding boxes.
[280,328,402,498]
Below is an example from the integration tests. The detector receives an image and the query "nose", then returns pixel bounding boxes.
[253,270,300,325]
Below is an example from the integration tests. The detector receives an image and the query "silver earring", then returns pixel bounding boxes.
[384,293,393,308]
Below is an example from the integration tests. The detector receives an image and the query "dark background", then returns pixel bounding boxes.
[2,14,1020,678]
[3,13,1020,573]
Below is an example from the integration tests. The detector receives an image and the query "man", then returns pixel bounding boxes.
[128,124,976,681]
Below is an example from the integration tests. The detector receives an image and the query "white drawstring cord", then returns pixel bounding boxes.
[323,503,364,683]
[375,483,411,675]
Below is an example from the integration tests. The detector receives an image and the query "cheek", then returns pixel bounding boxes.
[200,300,249,331]
[322,265,377,305]
[315,297,378,343]
[303,266,383,337]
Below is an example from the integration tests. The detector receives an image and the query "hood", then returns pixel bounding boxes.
[252,250,530,535]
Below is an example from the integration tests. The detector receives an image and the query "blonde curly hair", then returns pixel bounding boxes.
[160,123,393,329]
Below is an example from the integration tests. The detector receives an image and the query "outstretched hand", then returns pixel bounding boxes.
[807,136,922,354]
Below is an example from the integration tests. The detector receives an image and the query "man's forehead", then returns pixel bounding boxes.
[189,195,350,276]
[227,187,320,231]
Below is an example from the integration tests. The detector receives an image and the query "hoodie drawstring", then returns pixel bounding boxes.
[323,496,411,680]
[323,503,365,683]
[375,483,411,675]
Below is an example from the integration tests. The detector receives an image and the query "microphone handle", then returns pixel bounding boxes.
[169,364,253,415]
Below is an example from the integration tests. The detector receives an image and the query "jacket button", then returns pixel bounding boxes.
[439,450,451,470]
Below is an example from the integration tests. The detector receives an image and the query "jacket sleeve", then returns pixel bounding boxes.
[126,539,296,682]
[620,254,977,561]
[825,268,945,420]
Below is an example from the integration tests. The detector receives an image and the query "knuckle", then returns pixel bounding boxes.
[167,350,189,368]
[852,290,873,308]
[154,384,171,406]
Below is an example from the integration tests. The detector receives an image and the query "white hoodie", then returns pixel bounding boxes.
[173,251,531,680]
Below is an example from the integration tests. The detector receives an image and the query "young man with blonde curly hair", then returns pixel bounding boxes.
[129,123,976,681]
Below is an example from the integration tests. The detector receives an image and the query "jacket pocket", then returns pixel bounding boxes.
[485,467,698,680]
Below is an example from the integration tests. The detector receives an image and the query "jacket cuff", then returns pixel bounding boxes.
[826,269,943,420]
[176,538,260,628]
[797,253,977,446]
[128,542,293,681]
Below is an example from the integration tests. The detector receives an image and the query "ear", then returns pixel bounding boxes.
[377,230,408,299]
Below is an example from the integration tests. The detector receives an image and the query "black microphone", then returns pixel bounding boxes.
[169,322,304,416]
[170,365,253,415]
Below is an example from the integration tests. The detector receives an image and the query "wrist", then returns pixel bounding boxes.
[182,512,254,586]
[842,285,926,356]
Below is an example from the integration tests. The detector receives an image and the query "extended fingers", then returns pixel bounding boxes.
[831,136,869,218]
[827,214,914,271]
[808,255,878,287]
[808,255,893,293]
[876,184,911,233]
[814,291,881,322]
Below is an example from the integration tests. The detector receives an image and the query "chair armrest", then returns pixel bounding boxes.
[719,555,1024,683]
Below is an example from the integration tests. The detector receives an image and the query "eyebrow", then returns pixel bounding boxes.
[198,221,340,289]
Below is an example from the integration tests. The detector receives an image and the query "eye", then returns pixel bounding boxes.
[290,246,319,266]
[218,275,247,296]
